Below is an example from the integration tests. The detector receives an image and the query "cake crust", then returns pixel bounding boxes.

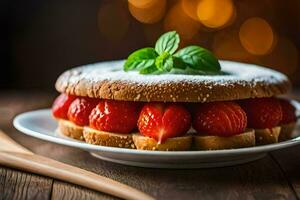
[58,119,84,141]
[194,129,255,150]
[55,60,291,102]
[132,134,192,151]
[255,126,281,145]
[83,127,136,149]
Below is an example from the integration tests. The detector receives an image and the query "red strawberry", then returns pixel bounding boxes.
[193,101,247,136]
[89,100,141,133]
[52,93,76,119]
[68,97,99,126]
[240,97,282,129]
[279,99,296,124]
[137,103,191,143]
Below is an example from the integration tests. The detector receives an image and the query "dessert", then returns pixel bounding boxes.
[52,31,297,151]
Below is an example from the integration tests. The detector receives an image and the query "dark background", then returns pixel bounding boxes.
[1,0,300,91]
[1,0,144,90]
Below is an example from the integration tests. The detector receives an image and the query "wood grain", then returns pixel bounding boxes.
[52,180,117,200]
[0,151,154,200]
[0,166,53,200]
[0,90,300,200]
[33,142,297,200]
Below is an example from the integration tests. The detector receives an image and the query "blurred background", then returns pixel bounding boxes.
[2,0,300,91]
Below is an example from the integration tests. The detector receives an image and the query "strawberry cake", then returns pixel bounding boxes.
[51,60,297,151]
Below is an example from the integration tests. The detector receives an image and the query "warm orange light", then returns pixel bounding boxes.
[128,0,166,24]
[181,0,200,21]
[197,0,234,28]
[259,37,298,75]
[212,30,257,63]
[239,17,275,55]
[128,0,156,9]
[226,5,237,27]
[98,2,130,41]
[164,3,201,40]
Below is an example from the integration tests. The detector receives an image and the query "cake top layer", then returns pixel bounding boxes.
[56,60,291,102]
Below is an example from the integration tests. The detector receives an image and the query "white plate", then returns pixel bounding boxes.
[13,102,300,169]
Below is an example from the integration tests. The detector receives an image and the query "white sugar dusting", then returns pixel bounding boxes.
[66,60,288,86]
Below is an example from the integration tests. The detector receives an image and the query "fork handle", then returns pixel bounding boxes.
[0,151,155,200]
[0,130,32,154]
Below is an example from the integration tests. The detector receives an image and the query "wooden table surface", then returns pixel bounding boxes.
[0,90,300,200]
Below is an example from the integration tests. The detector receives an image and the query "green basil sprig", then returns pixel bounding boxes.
[124,31,221,74]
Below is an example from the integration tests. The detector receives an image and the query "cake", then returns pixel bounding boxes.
[51,31,297,151]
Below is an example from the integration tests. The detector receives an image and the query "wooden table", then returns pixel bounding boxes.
[0,90,300,200]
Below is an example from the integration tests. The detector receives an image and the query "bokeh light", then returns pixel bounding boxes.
[197,0,235,28]
[259,37,299,75]
[128,0,157,9]
[181,0,200,21]
[98,1,130,42]
[164,3,201,41]
[239,17,275,55]
[124,0,300,83]
[212,30,257,63]
[128,0,166,24]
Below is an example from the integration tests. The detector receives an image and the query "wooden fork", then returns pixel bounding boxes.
[0,130,155,200]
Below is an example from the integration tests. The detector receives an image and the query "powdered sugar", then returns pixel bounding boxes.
[68,60,288,87]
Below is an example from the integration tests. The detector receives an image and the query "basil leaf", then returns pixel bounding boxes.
[172,56,187,70]
[139,65,159,74]
[174,46,221,72]
[124,31,222,75]
[171,68,207,75]
[155,52,173,72]
[172,67,222,75]
[124,48,158,71]
[155,31,180,55]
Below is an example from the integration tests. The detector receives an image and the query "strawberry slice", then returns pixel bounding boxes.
[193,101,247,136]
[279,99,297,124]
[89,100,141,133]
[138,103,191,143]
[52,93,76,119]
[240,97,282,129]
[67,97,99,126]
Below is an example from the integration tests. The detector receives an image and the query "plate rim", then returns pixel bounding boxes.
[13,106,300,157]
